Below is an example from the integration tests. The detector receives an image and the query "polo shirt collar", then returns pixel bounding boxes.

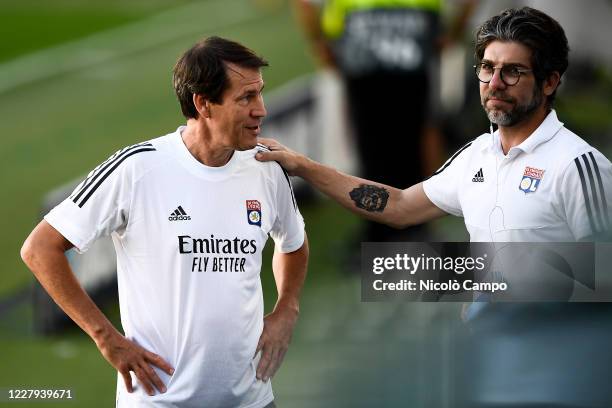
[482,109,564,156]
[515,109,564,153]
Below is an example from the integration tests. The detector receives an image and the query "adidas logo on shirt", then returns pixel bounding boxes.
[472,168,484,182]
[169,206,191,221]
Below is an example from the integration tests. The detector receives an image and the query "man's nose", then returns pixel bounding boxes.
[488,68,506,90]
[252,95,267,118]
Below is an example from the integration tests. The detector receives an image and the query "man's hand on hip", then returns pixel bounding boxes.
[96,330,174,396]
[255,306,299,382]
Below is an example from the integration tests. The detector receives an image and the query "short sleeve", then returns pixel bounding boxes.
[422,141,473,217]
[269,165,305,253]
[44,143,154,253]
[560,150,612,240]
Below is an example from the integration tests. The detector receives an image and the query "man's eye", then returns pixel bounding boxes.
[503,67,521,77]
[481,63,494,72]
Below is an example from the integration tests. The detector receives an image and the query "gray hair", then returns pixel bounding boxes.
[475,7,569,106]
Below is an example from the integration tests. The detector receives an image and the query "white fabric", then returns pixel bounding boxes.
[423,110,612,242]
[45,127,305,407]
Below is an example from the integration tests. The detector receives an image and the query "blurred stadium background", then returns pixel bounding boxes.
[1,0,611,407]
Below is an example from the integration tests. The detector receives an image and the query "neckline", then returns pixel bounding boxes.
[171,126,241,180]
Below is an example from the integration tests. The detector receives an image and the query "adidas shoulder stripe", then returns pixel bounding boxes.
[71,142,156,208]
[429,140,474,178]
[574,152,610,235]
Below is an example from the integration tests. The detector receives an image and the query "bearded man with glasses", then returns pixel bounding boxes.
[256,6,612,406]
[258,6,611,244]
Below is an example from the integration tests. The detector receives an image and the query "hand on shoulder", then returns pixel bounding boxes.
[255,138,307,176]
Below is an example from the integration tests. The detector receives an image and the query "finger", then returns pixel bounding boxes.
[254,335,265,357]
[133,366,155,396]
[145,351,175,376]
[270,348,288,378]
[273,348,288,376]
[256,346,273,381]
[121,369,133,393]
[263,346,281,381]
[141,362,167,394]
[254,150,282,162]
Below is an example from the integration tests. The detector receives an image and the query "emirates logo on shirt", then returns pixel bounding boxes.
[178,234,257,273]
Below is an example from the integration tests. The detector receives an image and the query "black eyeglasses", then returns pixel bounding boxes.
[474,62,533,86]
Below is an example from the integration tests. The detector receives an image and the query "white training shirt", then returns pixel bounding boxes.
[44,127,305,408]
[423,110,612,242]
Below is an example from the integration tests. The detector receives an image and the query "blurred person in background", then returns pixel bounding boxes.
[20,36,308,408]
[259,7,612,407]
[294,0,477,243]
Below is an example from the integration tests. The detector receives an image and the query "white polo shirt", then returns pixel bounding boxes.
[423,110,612,242]
[44,127,305,407]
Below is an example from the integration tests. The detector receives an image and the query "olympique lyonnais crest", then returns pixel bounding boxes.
[246,200,262,226]
[519,166,545,193]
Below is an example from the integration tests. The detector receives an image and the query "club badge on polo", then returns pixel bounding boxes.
[519,166,545,193]
[246,200,262,226]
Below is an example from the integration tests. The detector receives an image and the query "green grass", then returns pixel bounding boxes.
[0,0,196,63]
[1,337,115,406]
[0,0,315,296]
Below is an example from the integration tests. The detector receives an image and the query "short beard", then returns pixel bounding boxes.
[482,85,543,127]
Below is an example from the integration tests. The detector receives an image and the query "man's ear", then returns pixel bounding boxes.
[193,94,211,118]
[543,71,561,97]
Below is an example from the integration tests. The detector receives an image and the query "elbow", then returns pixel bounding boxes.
[20,244,33,271]
[386,217,421,230]
[383,217,411,230]
[384,220,403,230]
[381,207,424,230]
[21,229,47,271]
[390,222,410,230]
[20,221,72,273]
[20,235,36,269]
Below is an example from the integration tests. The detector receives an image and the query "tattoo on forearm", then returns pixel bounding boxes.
[349,184,389,212]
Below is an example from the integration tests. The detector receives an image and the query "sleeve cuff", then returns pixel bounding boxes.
[276,228,305,253]
[44,209,91,254]
[422,180,463,217]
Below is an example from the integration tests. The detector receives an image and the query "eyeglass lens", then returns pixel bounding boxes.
[476,64,522,86]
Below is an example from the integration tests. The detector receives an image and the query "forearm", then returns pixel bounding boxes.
[292,0,335,67]
[255,138,445,227]
[22,224,172,394]
[21,231,118,346]
[293,0,322,43]
[296,157,408,227]
[255,237,308,381]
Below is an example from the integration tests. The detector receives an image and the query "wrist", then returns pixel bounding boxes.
[91,324,119,349]
[274,298,300,320]
[294,155,314,179]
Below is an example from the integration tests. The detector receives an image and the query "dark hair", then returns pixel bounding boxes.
[173,36,269,119]
[474,7,569,106]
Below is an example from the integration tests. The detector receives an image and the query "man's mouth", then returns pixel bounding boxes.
[245,125,260,134]
[486,94,513,104]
